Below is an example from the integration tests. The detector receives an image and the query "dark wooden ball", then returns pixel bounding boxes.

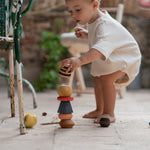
[100,118,110,127]
[42,112,47,116]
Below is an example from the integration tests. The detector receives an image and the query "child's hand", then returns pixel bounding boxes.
[61,57,81,73]
[74,27,88,39]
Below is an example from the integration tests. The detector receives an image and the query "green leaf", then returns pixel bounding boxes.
[33,31,71,92]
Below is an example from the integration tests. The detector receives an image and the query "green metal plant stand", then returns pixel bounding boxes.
[0,0,37,135]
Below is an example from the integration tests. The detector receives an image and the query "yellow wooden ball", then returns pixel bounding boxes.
[58,85,72,97]
[24,113,37,128]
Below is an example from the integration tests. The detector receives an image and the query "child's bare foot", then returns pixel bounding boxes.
[82,110,102,118]
[94,114,116,123]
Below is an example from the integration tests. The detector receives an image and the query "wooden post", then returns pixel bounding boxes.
[16,61,26,135]
[68,47,86,92]
[9,49,15,117]
[75,67,86,91]
[116,3,124,23]
[68,71,75,87]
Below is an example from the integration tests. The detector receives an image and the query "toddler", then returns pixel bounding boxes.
[61,0,141,123]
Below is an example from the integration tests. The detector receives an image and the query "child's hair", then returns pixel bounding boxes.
[66,0,101,3]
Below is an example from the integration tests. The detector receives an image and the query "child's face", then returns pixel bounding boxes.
[66,0,98,25]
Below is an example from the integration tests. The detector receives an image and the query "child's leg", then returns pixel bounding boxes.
[83,77,103,118]
[94,71,126,123]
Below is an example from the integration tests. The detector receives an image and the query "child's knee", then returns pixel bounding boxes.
[100,71,126,84]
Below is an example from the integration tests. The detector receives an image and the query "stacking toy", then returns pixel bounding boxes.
[57,85,75,128]
[58,66,71,78]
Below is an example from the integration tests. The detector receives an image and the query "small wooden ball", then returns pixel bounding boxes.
[58,114,73,120]
[42,112,47,116]
[100,118,110,127]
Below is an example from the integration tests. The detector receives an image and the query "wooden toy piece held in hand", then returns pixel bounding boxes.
[58,66,71,78]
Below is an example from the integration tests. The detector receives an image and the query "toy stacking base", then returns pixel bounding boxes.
[59,119,75,128]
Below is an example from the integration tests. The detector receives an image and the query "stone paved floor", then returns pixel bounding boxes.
[0,87,150,150]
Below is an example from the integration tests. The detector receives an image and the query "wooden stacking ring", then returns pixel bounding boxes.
[58,114,73,120]
[57,96,74,101]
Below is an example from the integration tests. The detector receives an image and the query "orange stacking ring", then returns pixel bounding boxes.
[58,114,73,120]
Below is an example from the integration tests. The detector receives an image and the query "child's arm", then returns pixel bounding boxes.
[61,48,104,72]
[74,27,88,39]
